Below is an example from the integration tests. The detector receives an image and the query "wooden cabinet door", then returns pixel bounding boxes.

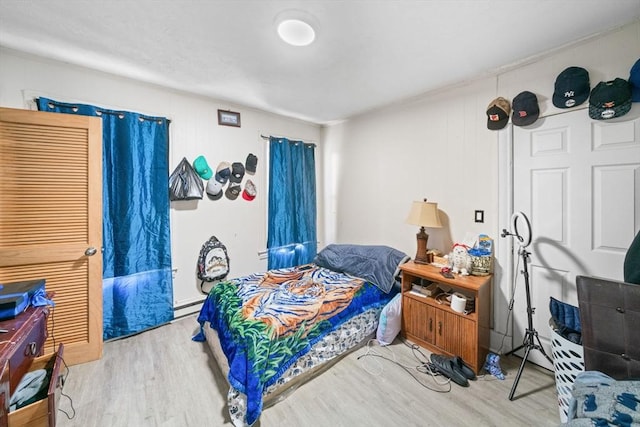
[0,107,103,365]
[435,309,477,367]
[402,296,435,345]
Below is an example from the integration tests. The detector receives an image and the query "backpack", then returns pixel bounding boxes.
[197,236,230,293]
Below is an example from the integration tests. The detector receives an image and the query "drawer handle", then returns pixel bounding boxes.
[25,341,37,356]
[438,321,442,336]
[429,318,433,332]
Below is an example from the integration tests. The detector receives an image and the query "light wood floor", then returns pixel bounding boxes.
[55,315,561,427]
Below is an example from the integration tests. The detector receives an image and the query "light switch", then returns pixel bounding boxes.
[475,210,484,223]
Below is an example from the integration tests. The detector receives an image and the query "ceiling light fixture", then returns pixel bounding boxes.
[277,18,316,46]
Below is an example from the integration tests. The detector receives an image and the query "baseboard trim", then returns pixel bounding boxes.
[173,298,205,319]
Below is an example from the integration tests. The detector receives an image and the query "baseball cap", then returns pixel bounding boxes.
[229,162,245,183]
[193,155,212,180]
[225,182,241,200]
[552,67,590,109]
[215,162,231,184]
[242,179,257,201]
[206,178,224,200]
[245,153,258,175]
[630,58,640,102]
[588,78,632,120]
[486,97,511,130]
[512,91,539,127]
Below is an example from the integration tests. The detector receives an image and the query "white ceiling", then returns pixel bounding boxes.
[1,1,639,124]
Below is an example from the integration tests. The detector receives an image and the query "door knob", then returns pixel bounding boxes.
[85,247,97,256]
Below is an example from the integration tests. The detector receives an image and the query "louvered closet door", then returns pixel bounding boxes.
[0,107,102,365]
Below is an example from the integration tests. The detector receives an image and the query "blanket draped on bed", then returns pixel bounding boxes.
[196,265,394,425]
[313,244,410,293]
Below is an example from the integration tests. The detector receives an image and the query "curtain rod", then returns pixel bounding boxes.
[36,98,171,124]
[260,134,316,147]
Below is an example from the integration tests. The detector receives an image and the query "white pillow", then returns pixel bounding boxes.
[376,293,402,346]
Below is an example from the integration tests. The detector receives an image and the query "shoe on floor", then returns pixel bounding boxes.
[430,353,469,387]
[452,355,476,380]
[483,352,505,380]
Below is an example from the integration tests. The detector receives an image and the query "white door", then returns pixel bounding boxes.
[512,108,640,369]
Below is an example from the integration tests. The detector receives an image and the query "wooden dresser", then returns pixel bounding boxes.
[0,304,63,427]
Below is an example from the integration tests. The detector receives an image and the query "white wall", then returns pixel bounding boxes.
[0,48,321,312]
[322,78,496,253]
[323,21,640,349]
[1,20,637,339]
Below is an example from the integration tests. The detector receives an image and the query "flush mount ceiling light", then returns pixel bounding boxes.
[275,10,318,47]
[277,19,315,46]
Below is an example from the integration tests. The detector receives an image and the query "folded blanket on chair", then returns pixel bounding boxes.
[566,371,640,426]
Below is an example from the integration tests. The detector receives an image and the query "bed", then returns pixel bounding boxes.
[194,244,409,426]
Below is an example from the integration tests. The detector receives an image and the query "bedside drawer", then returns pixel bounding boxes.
[8,344,64,427]
[8,311,47,395]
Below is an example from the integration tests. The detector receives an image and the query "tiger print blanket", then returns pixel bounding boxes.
[196,265,394,425]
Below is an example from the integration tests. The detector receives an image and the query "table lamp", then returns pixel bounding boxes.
[406,199,442,264]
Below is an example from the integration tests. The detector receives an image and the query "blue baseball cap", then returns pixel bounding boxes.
[512,91,539,127]
[552,66,590,109]
[630,58,640,102]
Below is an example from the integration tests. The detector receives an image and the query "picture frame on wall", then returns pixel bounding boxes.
[218,110,241,127]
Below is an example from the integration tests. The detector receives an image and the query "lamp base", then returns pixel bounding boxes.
[414,253,434,264]
[414,227,430,264]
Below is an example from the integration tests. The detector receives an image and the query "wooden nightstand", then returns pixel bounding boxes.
[399,261,492,374]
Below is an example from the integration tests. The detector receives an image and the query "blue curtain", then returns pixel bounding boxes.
[267,136,317,269]
[37,97,173,340]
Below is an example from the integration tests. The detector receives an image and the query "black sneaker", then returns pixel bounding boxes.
[430,354,469,387]
[452,356,476,380]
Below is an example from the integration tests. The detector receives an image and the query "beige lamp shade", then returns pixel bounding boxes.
[406,200,442,264]
[406,200,442,228]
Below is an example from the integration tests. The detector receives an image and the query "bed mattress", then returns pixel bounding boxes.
[203,305,382,426]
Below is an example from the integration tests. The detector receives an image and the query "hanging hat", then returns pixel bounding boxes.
[215,162,231,184]
[242,179,257,201]
[486,97,511,130]
[588,78,632,120]
[512,91,540,127]
[229,162,245,183]
[225,182,241,200]
[245,153,258,175]
[206,178,224,200]
[552,66,590,109]
[193,156,212,180]
[630,58,640,102]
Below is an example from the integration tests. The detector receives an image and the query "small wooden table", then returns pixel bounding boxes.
[399,261,492,374]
